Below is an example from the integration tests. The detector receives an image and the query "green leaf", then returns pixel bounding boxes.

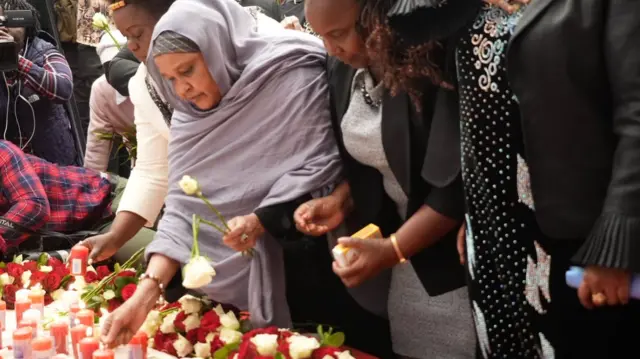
[275,353,285,359]
[317,324,323,337]
[60,275,72,289]
[114,263,121,273]
[114,276,136,292]
[37,253,49,267]
[213,343,239,359]
[0,262,6,269]
[325,332,345,348]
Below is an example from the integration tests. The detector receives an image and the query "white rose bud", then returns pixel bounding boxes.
[205,332,216,343]
[141,310,162,337]
[182,256,215,289]
[160,312,178,334]
[92,13,109,29]
[0,273,14,286]
[102,290,116,300]
[220,311,240,330]
[21,270,31,287]
[213,304,225,316]
[194,342,211,359]
[183,314,201,332]
[173,335,193,358]
[336,351,356,359]
[250,334,278,356]
[178,295,202,315]
[288,335,320,359]
[219,328,242,345]
[39,265,53,273]
[179,175,200,195]
[50,288,65,301]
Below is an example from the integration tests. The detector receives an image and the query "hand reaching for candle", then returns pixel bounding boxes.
[77,233,120,263]
[101,283,155,347]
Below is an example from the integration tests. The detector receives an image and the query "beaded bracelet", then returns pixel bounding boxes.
[139,272,166,295]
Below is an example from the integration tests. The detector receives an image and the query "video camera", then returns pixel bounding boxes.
[0,10,36,71]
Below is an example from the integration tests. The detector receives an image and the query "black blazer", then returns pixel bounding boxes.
[327,57,465,296]
[426,0,640,271]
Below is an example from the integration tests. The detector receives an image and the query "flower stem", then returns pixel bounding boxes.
[192,214,200,257]
[104,29,122,50]
[197,193,231,231]
[199,218,227,235]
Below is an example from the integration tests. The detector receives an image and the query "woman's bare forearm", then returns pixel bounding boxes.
[108,211,148,247]
[394,205,460,259]
[135,253,180,310]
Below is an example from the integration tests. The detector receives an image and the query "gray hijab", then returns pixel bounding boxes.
[144,0,341,327]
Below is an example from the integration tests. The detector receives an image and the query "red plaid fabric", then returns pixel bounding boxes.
[14,52,74,102]
[0,141,112,251]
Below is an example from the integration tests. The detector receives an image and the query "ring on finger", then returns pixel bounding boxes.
[240,234,248,243]
[592,292,607,306]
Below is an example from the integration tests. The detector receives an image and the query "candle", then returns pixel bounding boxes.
[29,287,45,315]
[62,291,80,309]
[32,337,54,359]
[16,289,30,302]
[19,319,38,338]
[13,327,33,359]
[69,304,80,329]
[69,246,89,276]
[50,320,69,355]
[15,297,32,324]
[70,325,88,359]
[78,337,99,359]
[0,300,6,331]
[92,349,114,359]
[130,331,148,359]
[23,308,42,323]
[76,309,94,327]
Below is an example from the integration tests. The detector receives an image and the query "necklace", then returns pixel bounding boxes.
[360,82,381,108]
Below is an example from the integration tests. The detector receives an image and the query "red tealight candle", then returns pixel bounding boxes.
[0,300,6,331]
[18,319,37,338]
[50,320,69,354]
[69,246,89,276]
[79,337,99,359]
[93,349,114,359]
[70,324,89,359]
[29,288,45,315]
[13,327,33,359]
[129,331,148,359]
[69,303,80,328]
[15,298,31,325]
[32,337,54,359]
[76,309,94,327]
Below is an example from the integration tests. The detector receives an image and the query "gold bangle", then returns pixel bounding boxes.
[390,233,407,264]
[109,1,127,12]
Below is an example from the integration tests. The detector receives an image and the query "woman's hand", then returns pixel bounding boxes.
[294,196,346,236]
[76,233,120,263]
[484,0,529,13]
[101,285,156,348]
[577,266,631,309]
[281,16,303,31]
[223,213,264,252]
[332,237,398,288]
[457,223,466,265]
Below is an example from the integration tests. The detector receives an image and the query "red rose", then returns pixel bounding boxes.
[173,311,187,332]
[210,335,225,353]
[312,347,341,359]
[84,271,98,283]
[200,311,221,333]
[243,326,278,340]
[196,328,209,344]
[6,263,24,279]
[47,257,63,268]
[96,266,111,280]
[3,284,18,305]
[162,302,181,311]
[277,339,292,359]
[107,299,122,312]
[53,265,69,278]
[43,272,62,292]
[237,339,254,359]
[186,329,199,345]
[22,261,38,272]
[154,332,178,356]
[120,283,137,301]
[44,294,53,305]
[117,270,136,278]
[29,270,46,285]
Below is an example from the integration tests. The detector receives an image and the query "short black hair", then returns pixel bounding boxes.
[111,0,176,19]
[1,0,41,40]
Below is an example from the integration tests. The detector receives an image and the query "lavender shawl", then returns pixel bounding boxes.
[144,0,341,327]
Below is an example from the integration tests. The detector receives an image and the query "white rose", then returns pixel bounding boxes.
[219,328,242,345]
[102,290,116,301]
[213,304,225,316]
[336,351,356,359]
[205,332,216,343]
[288,335,320,359]
[50,288,65,301]
[182,256,215,289]
[220,311,240,330]
[92,13,109,29]
[39,265,53,273]
[193,342,211,359]
[0,273,14,286]
[21,270,31,287]
[183,314,201,332]
[250,334,278,356]
[160,312,178,334]
[179,175,200,195]
[233,355,238,359]
[178,295,202,315]
[173,335,193,358]
[141,310,162,337]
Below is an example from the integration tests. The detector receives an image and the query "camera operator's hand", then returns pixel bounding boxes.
[0,29,14,42]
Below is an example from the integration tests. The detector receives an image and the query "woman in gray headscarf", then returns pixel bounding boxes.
[101,0,342,346]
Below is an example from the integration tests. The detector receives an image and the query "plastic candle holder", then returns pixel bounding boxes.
[32,337,55,359]
[22,308,42,324]
[129,331,148,359]
[0,300,6,331]
[76,309,95,327]
[79,337,100,359]
[50,320,69,355]
[70,324,89,359]
[92,348,115,359]
[69,246,89,276]
[15,298,32,325]
[29,288,46,315]
[16,289,30,302]
[18,319,38,338]
[13,327,33,359]
[69,303,81,329]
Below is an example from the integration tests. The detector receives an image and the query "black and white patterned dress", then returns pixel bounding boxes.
[456,5,557,358]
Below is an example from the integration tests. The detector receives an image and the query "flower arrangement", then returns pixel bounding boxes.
[139,295,354,359]
[0,254,72,307]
